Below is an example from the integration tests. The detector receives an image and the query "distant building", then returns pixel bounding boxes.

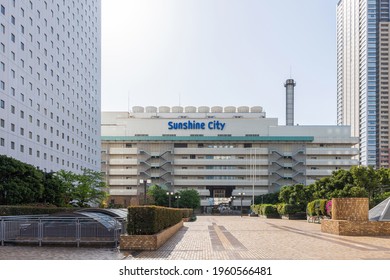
[337,0,390,168]
[101,106,358,209]
[0,0,101,172]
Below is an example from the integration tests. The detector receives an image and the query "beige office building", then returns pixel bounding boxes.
[101,106,358,210]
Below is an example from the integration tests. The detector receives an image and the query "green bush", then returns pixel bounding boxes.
[261,204,278,215]
[0,205,75,216]
[277,203,301,215]
[306,199,328,216]
[251,204,262,215]
[126,206,183,235]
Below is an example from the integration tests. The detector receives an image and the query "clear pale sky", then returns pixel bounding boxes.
[101,0,339,125]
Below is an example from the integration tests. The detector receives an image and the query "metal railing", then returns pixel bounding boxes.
[0,215,126,247]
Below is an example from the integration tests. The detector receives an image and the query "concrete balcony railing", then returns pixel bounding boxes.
[109,188,138,196]
[174,147,268,155]
[173,169,268,176]
[305,159,359,166]
[305,169,333,176]
[109,158,138,165]
[306,148,359,156]
[109,179,138,186]
[173,179,269,186]
[109,169,138,176]
[173,159,268,166]
[109,148,138,155]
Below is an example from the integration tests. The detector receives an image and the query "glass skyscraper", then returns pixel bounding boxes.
[337,0,390,167]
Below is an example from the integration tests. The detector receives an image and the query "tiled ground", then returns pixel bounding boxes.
[1,216,390,260]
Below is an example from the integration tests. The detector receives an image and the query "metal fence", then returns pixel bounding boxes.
[0,215,125,247]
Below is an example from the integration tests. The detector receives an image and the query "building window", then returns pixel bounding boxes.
[0,138,4,146]
[0,99,4,109]
[11,141,15,150]
[1,5,5,15]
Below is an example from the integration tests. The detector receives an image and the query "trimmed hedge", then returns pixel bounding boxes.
[277,203,302,215]
[0,205,76,216]
[127,206,183,235]
[306,199,328,216]
[251,204,278,216]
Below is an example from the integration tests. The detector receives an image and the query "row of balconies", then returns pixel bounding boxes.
[105,148,359,159]
[174,147,269,155]
[107,158,359,166]
[108,178,269,187]
[107,168,336,177]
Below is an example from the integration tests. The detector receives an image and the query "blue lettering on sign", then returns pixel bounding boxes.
[168,120,226,130]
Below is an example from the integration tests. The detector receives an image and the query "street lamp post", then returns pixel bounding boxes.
[139,179,151,205]
[175,195,181,208]
[238,192,245,217]
[166,191,174,207]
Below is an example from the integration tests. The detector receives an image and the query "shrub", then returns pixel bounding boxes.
[251,204,262,215]
[0,205,75,216]
[261,204,278,215]
[307,199,328,216]
[277,203,301,215]
[126,206,183,235]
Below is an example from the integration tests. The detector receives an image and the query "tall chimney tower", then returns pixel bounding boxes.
[284,79,296,126]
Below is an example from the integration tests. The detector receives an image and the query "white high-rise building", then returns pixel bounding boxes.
[0,0,101,172]
[337,0,390,167]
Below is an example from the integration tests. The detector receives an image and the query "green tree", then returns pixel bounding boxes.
[178,189,200,209]
[279,184,311,210]
[147,185,168,206]
[254,192,280,204]
[56,169,107,207]
[350,166,379,200]
[41,172,67,206]
[0,155,44,205]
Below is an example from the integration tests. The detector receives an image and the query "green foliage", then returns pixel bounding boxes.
[56,169,108,207]
[254,192,280,204]
[147,185,168,206]
[279,184,312,209]
[41,172,68,206]
[0,205,75,216]
[306,199,328,216]
[277,203,302,215]
[126,206,183,235]
[252,204,278,216]
[0,155,44,205]
[178,189,200,209]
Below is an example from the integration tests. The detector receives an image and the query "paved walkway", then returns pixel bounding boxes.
[1,216,390,260]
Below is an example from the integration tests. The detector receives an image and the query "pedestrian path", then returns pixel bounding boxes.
[1,216,390,260]
[124,216,390,260]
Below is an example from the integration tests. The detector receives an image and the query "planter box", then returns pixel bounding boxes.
[120,220,183,251]
[281,212,306,220]
[322,220,390,236]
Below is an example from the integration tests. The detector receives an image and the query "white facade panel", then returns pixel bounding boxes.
[0,0,101,172]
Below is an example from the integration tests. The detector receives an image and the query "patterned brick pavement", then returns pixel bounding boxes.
[1,215,390,260]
